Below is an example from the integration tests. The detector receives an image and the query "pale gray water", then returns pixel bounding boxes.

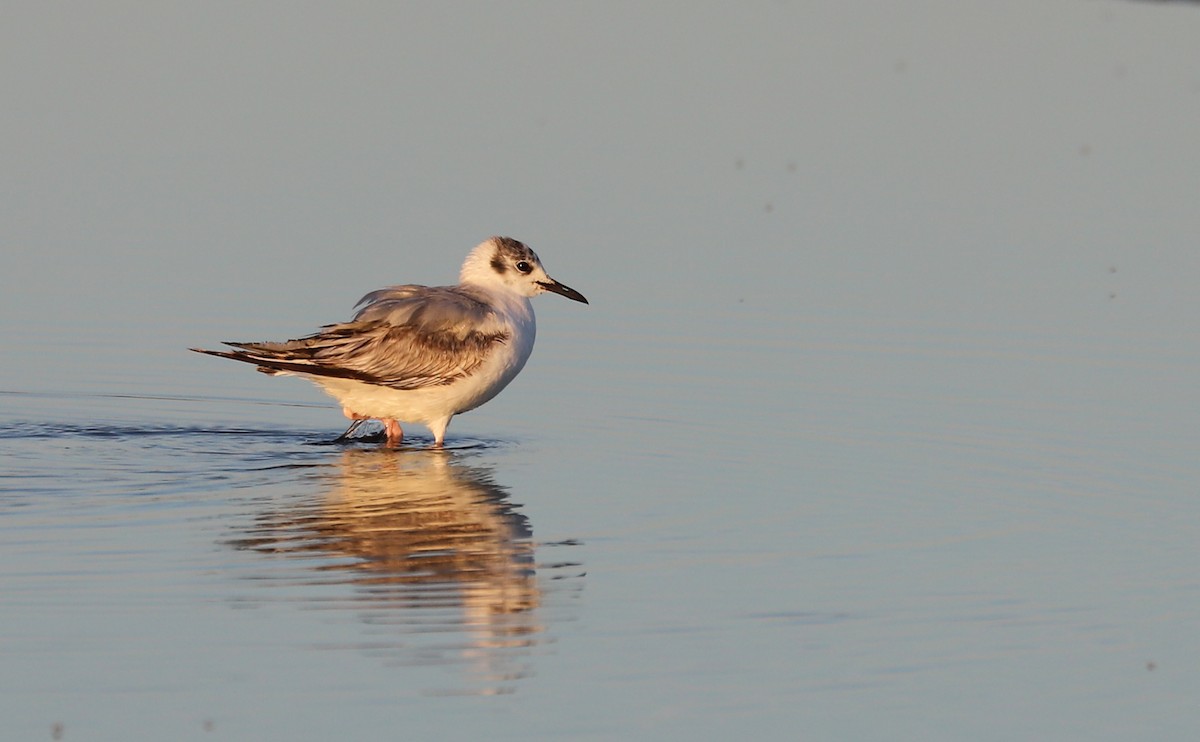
[4,2,1200,740]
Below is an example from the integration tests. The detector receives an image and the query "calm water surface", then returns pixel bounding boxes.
[3,301,1198,740]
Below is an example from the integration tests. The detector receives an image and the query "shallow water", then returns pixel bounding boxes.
[5,301,1199,739]
[5,1,1200,740]
[2,402,587,731]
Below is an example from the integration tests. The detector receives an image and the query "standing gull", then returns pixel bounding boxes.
[192,236,588,447]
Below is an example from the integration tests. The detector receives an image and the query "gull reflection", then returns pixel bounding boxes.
[230,448,580,695]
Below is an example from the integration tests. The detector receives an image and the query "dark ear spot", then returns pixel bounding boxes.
[490,254,507,274]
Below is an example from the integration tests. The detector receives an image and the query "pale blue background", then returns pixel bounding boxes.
[3,2,1199,740]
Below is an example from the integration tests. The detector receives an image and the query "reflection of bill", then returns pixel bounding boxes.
[230,449,582,694]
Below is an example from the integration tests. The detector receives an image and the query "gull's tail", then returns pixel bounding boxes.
[189,346,291,376]
[189,343,381,383]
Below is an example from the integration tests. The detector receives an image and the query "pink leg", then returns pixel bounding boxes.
[383,419,403,447]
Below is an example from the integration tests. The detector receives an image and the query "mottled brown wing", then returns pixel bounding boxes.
[204,285,510,390]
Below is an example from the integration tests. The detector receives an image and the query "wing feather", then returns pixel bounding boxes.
[196,285,509,390]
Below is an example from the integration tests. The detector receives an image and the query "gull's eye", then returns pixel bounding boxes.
[516,261,532,274]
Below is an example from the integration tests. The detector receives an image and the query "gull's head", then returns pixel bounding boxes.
[460,236,588,304]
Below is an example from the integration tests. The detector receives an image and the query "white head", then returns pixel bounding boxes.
[459,236,588,303]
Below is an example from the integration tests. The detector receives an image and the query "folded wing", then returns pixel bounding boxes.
[193,285,509,390]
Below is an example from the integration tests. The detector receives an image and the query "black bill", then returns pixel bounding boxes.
[538,279,589,304]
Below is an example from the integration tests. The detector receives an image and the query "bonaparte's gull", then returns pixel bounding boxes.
[192,236,587,446]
